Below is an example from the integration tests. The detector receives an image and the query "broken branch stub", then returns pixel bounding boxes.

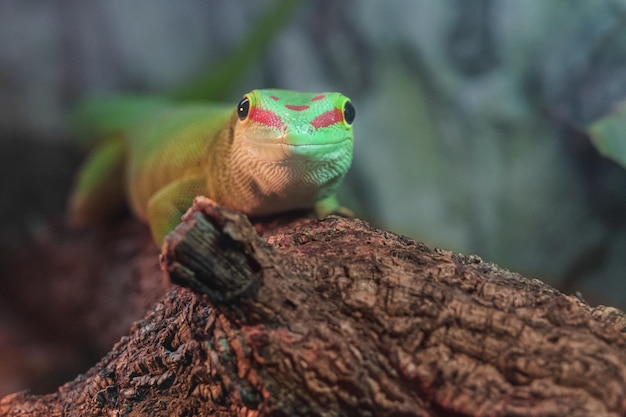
[160,198,270,303]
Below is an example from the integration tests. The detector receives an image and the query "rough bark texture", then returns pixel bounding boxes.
[2,197,626,416]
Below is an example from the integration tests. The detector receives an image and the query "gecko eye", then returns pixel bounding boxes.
[237,97,250,120]
[343,101,355,125]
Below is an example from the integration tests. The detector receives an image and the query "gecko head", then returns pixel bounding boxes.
[229,89,355,213]
[232,89,355,165]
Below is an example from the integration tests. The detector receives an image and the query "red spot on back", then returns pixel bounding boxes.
[311,108,343,130]
[270,95,279,101]
[311,95,325,102]
[250,107,283,128]
[285,104,310,111]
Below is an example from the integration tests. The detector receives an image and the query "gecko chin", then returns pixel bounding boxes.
[230,137,353,216]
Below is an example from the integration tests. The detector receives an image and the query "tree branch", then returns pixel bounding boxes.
[2,197,626,416]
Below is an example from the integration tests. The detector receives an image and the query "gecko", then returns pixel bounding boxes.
[69,89,356,244]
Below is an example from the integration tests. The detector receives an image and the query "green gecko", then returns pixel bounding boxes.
[69,89,356,244]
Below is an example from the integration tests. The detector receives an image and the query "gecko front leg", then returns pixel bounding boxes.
[146,177,208,244]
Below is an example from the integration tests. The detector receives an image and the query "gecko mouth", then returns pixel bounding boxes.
[280,139,351,149]
[247,137,353,161]
[250,136,351,147]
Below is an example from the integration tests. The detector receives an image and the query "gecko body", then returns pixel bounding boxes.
[70,89,355,243]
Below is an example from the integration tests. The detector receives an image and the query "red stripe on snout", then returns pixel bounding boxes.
[250,108,283,128]
[311,108,343,129]
[285,104,309,111]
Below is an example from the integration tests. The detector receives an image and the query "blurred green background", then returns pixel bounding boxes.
[2,0,626,304]
[1,1,626,393]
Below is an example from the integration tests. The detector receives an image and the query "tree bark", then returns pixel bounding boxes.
[2,196,626,416]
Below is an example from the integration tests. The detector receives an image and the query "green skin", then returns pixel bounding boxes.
[70,89,355,244]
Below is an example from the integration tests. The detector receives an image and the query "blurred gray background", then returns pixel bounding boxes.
[1,0,626,308]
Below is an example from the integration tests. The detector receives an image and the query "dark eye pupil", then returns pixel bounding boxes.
[343,101,355,125]
[237,97,250,120]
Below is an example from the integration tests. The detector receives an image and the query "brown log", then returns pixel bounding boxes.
[2,196,626,416]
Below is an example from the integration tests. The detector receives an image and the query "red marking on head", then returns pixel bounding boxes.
[285,104,309,111]
[250,107,283,128]
[311,108,343,130]
[311,95,325,102]
[270,95,279,101]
